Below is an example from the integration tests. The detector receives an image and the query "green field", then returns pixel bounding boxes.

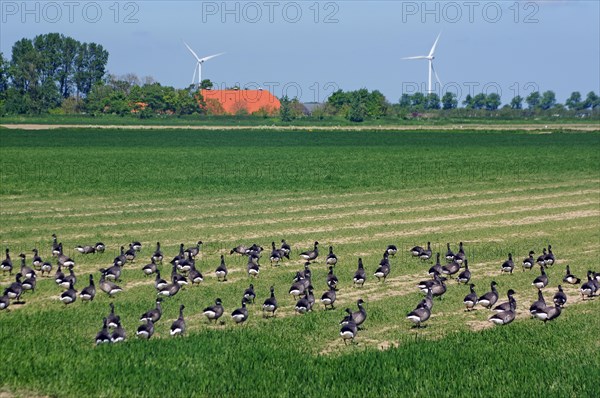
[1,127,599,397]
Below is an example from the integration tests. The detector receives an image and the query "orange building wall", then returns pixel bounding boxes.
[201,89,281,115]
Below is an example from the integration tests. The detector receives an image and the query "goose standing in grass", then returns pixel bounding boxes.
[185,240,203,258]
[171,264,188,286]
[463,284,478,311]
[230,244,249,256]
[300,241,319,262]
[579,271,597,299]
[60,265,76,289]
[353,258,366,287]
[407,299,431,328]
[445,243,455,262]
[386,244,398,257]
[493,289,517,313]
[140,299,163,324]
[294,291,312,314]
[151,242,163,263]
[51,234,61,256]
[75,245,96,254]
[544,245,555,266]
[101,262,122,282]
[442,258,460,277]
[95,318,111,345]
[106,303,120,329]
[99,271,123,298]
[131,241,142,252]
[269,242,282,266]
[124,244,137,263]
[232,299,249,323]
[326,266,339,290]
[95,242,106,253]
[0,294,9,311]
[289,274,306,300]
[419,242,432,261]
[56,244,74,268]
[536,249,548,267]
[154,270,168,290]
[243,284,256,304]
[456,259,471,284]
[522,251,536,271]
[298,262,312,281]
[410,243,424,257]
[340,316,358,345]
[80,274,96,302]
[418,272,446,293]
[1,248,13,275]
[280,240,292,258]
[18,253,34,279]
[136,320,154,339]
[351,299,367,328]
[54,264,65,286]
[374,253,390,283]
[488,298,516,326]
[142,258,158,276]
[478,281,499,309]
[529,289,546,316]
[262,286,278,318]
[188,263,204,285]
[326,246,338,266]
[454,242,466,265]
[111,322,126,343]
[158,275,181,298]
[428,253,443,276]
[203,298,224,323]
[553,285,567,307]
[320,286,337,310]
[41,260,52,277]
[532,265,549,290]
[60,280,77,305]
[32,249,43,269]
[215,255,228,282]
[113,246,127,267]
[563,265,581,285]
[501,253,515,274]
[170,305,186,336]
[247,258,260,278]
[4,273,23,303]
[534,303,562,324]
[421,288,434,311]
[170,244,185,266]
[177,252,194,274]
[21,272,36,294]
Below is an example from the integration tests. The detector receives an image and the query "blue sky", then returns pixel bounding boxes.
[1,1,599,104]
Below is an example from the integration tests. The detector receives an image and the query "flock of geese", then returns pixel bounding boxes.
[1,236,599,346]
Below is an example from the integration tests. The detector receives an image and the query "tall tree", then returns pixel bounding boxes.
[74,42,109,97]
[441,92,457,110]
[525,91,541,109]
[425,93,441,110]
[398,93,411,108]
[565,91,582,110]
[584,91,599,110]
[57,36,79,98]
[485,93,501,110]
[0,52,8,99]
[510,95,523,110]
[540,90,556,110]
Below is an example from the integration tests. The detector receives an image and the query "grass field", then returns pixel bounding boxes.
[1,127,599,397]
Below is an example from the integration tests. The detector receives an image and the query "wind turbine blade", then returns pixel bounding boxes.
[199,52,225,63]
[183,41,201,61]
[428,33,441,57]
[191,64,198,85]
[402,56,428,60]
[432,63,442,87]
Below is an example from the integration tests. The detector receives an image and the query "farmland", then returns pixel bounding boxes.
[0,127,599,397]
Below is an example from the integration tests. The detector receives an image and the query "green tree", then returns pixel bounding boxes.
[462,94,473,108]
[0,52,8,100]
[510,95,523,109]
[425,93,441,110]
[525,91,541,109]
[485,93,501,110]
[74,42,109,97]
[411,92,426,110]
[398,93,412,109]
[565,91,582,110]
[584,91,599,110]
[471,93,487,110]
[200,79,213,90]
[540,90,556,110]
[57,36,79,98]
[279,95,294,122]
[347,99,366,122]
[441,92,457,110]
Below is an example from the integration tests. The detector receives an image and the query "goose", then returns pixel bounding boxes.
[230,244,248,255]
[262,286,278,317]
[326,246,338,266]
[488,299,516,326]
[177,252,194,274]
[374,262,390,283]
[529,289,546,316]
[493,289,516,313]
[562,265,580,285]
[410,243,424,257]
[41,260,52,277]
[95,318,111,345]
[340,317,358,345]
[544,245,555,266]
[339,308,354,326]
[171,264,188,286]
[463,284,478,311]
[430,277,447,298]
[154,270,169,290]
[420,287,434,311]
[478,281,499,309]
[59,280,77,305]
[94,242,106,253]
[445,243,455,262]
[280,240,292,258]
[419,242,432,261]
[158,275,181,298]
[185,241,203,258]
[51,234,61,256]
[80,274,96,302]
[501,253,515,274]
[289,274,306,300]
[532,265,549,290]
[140,299,163,323]
[129,241,141,252]
[0,294,9,311]
[151,242,163,263]
[247,259,260,278]
[106,303,120,328]
[60,265,76,289]
[353,258,366,287]
[418,272,446,293]
[326,266,339,290]
[298,262,312,280]
[188,264,204,285]
[247,252,260,266]
[294,291,311,314]
[386,244,398,257]
[142,258,158,276]
[1,248,13,275]
[170,244,185,266]
[536,249,548,267]
[113,246,127,267]
[136,320,154,339]
[4,273,23,302]
[428,253,443,276]
[75,245,96,254]
[441,259,460,277]
[231,299,249,323]
[299,241,319,262]
[56,244,75,267]
[32,249,43,269]
[101,262,122,282]
[534,303,562,324]
[124,244,137,262]
[269,242,282,266]
[170,305,186,336]
[203,298,224,323]
[99,271,123,297]
[407,301,431,328]
[320,286,336,310]
[215,255,228,282]
[379,251,391,268]
[351,299,367,327]
[522,251,536,271]
[21,273,36,294]
[18,253,35,279]
[54,264,65,286]
[306,285,315,310]
[243,284,256,304]
[111,323,126,343]
[245,244,263,258]
[454,242,466,265]
[553,285,567,307]
[579,271,597,299]
[456,259,471,284]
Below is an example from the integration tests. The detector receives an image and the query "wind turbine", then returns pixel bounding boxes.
[183,41,224,90]
[403,33,442,94]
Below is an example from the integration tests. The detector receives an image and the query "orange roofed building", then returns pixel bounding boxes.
[201,89,281,115]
